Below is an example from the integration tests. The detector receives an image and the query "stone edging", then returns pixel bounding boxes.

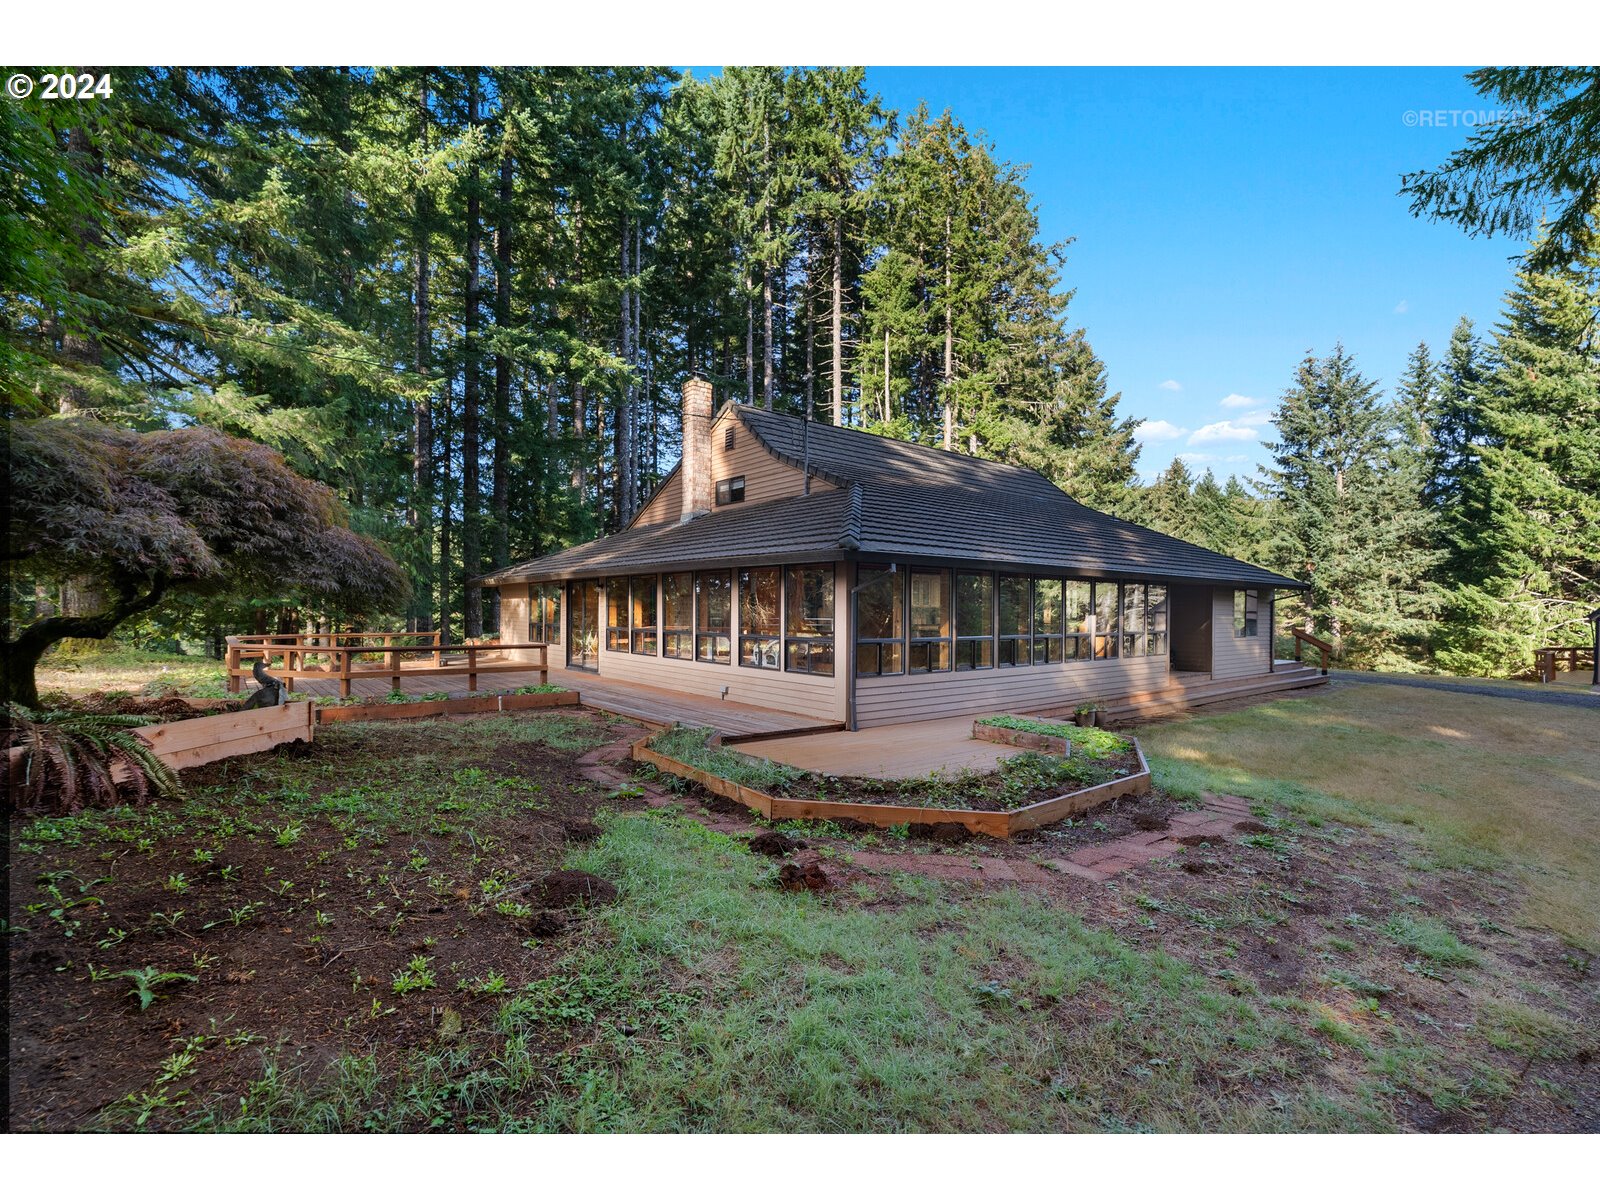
[631,731,1150,839]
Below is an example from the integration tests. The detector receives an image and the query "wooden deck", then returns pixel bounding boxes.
[737,716,1019,780]
[281,663,837,739]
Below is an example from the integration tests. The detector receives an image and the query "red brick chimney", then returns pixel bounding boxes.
[680,376,715,522]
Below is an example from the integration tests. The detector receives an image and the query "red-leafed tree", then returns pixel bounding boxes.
[4,419,410,707]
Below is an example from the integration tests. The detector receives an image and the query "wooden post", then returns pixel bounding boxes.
[539,643,548,686]
[338,648,351,700]
[226,641,242,693]
[468,645,478,693]
[433,628,443,667]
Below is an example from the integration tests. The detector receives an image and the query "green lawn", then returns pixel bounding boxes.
[1137,681,1600,949]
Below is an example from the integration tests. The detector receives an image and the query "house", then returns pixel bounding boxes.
[479,379,1308,729]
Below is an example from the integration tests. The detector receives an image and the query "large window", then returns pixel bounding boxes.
[529,583,561,644]
[1064,581,1091,660]
[954,572,994,670]
[908,569,952,673]
[604,576,629,652]
[1121,581,1147,657]
[630,576,658,655]
[695,570,732,664]
[855,564,903,676]
[1032,578,1065,665]
[1146,584,1169,657]
[1092,582,1120,659]
[738,567,781,669]
[785,566,835,676]
[662,572,693,660]
[999,575,1031,667]
[1234,589,1259,638]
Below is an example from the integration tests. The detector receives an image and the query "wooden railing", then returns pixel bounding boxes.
[1534,645,1595,684]
[226,632,548,699]
[1291,629,1334,676]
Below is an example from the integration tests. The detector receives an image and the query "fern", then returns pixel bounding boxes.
[6,703,184,815]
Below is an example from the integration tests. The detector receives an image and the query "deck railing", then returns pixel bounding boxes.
[1533,645,1595,684]
[226,632,548,699]
[1290,629,1334,676]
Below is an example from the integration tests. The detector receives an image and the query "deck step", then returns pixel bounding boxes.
[1098,669,1327,723]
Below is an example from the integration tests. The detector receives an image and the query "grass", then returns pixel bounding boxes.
[647,725,805,792]
[1136,683,1600,948]
[976,714,1132,759]
[37,645,230,700]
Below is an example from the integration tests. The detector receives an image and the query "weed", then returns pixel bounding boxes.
[274,821,306,848]
[118,966,199,1010]
[392,956,436,996]
[1385,914,1481,967]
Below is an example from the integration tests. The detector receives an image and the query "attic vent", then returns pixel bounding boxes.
[724,426,735,452]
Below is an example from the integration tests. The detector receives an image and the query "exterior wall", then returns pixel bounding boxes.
[632,407,833,529]
[853,654,1171,728]
[1169,584,1213,674]
[1211,586,1270,679]
[591,562,849,724]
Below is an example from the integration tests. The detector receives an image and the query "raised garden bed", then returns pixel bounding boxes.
[311,688,579,724]
[633,723,1150,838]
[133,700,315,771]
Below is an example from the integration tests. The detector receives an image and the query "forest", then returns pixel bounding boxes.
[5,66,1597,683]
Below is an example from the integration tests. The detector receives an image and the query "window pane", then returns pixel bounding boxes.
[784,567,835,677]
[632,576,657,628]
[1033,578,1062,634]
[999,575,1031,636]
[1122,583,1146,657]
[739,568,781,636]
[856,565,901,640]
[955,573,993,638]
[697,571,732,664]
[1093,582,1120,659]
[1147,584,1168,656]
[605,577,628,628]
[662,572,693,659]
[909,571,950,639]
[786,567,834,636]
[956,638,994,670]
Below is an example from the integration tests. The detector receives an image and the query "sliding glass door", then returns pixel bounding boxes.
[568,580,600,671]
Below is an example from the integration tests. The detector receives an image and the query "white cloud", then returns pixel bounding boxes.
[1234,409,1274,426]
[1394,300,1410,314]
[1189,420,1260,445]
[1178,452,1250,466]
[1159,379,1183,392]
[1219,393,1257,409]
[1135,419,1188,442]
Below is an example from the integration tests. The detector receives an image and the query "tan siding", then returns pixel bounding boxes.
[854,655,1171,728]
[1212,587,1270,679]
[592,563,847,723]
[632,408,832,529]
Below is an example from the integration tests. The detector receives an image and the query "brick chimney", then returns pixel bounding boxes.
[680,376,715,522]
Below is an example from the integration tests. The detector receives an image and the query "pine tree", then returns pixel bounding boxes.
[1434,227,1600,675]
[1264,347,1443,669]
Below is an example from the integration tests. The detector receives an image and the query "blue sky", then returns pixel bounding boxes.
[862,67,1522,484]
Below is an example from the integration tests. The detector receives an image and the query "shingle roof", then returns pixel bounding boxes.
[480,404,1305,590]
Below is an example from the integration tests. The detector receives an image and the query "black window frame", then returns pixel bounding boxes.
[1063,579,1092,661]
[1234,588,1259,638]
[784,566,835,677]
[662,571,694,660]
[630,575,659,656]
[907,568,952,674]
[954,571,995,671]
[1146,583,1169,657]
[998,574,1031,668]
[695,570,733,664]
[854,563,904,677]
[715,476,746,506]
[604,575,630,653]
[1031,577,1066,666]
[738,566,782,670]
[1092,581,1120,660]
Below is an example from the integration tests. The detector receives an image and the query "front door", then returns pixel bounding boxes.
[568,580,600,671]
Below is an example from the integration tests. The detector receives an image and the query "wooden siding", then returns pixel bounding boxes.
[497,585,536,662]
[1169,584,1213,674]
[632,407,833,529]
[853,654,1171,728]
[1212,586,1270,679]
[591,561,848,723]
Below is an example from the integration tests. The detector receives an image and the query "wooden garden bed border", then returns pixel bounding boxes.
[311,690,580,724]
[632,729,1150,839]
[970,719,1071,756]
[134,700,316,771]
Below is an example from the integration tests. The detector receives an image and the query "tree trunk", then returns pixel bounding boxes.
[461,75,483,640]
[438,376,453,641]
[943,212,955,452]
[410,75,434,634]
[3,580,169,709]
[745,293,755,407]
[832,218,844,426]
[492,145,512,632]
[883,328,891,423]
